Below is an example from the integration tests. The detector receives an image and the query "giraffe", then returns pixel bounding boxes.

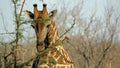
[26,4,74,68]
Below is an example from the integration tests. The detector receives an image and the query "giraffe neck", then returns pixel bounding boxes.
[47,19,59,46]
[46,19,73,62]
[35,45,74,68]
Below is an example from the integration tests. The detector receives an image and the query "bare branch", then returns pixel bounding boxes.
[59,19,75,38]
[18,0,26,20]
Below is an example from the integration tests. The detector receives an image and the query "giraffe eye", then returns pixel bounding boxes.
[46,24,50,28]
[38,17,42,19]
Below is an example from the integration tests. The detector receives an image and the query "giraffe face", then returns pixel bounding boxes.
[26,4,57,48]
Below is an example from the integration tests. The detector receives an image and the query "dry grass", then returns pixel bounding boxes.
[0,42,120,68]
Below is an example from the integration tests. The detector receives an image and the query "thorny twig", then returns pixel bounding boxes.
[59,19,75,38]
[11,0,26,67]
[18,0,26,20]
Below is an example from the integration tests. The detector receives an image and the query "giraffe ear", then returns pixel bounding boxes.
[25,10,34,19]
[49,9,57,18]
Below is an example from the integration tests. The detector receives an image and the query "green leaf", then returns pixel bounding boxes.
[49,57,57,64]
[17,3,21,6]
[18,31,23,39]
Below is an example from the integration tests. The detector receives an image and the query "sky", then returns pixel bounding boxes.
[0,0,120,42]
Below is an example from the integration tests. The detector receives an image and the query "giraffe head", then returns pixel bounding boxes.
[26,4,57,51]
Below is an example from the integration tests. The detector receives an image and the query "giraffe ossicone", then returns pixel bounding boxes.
[26,3,74,68]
